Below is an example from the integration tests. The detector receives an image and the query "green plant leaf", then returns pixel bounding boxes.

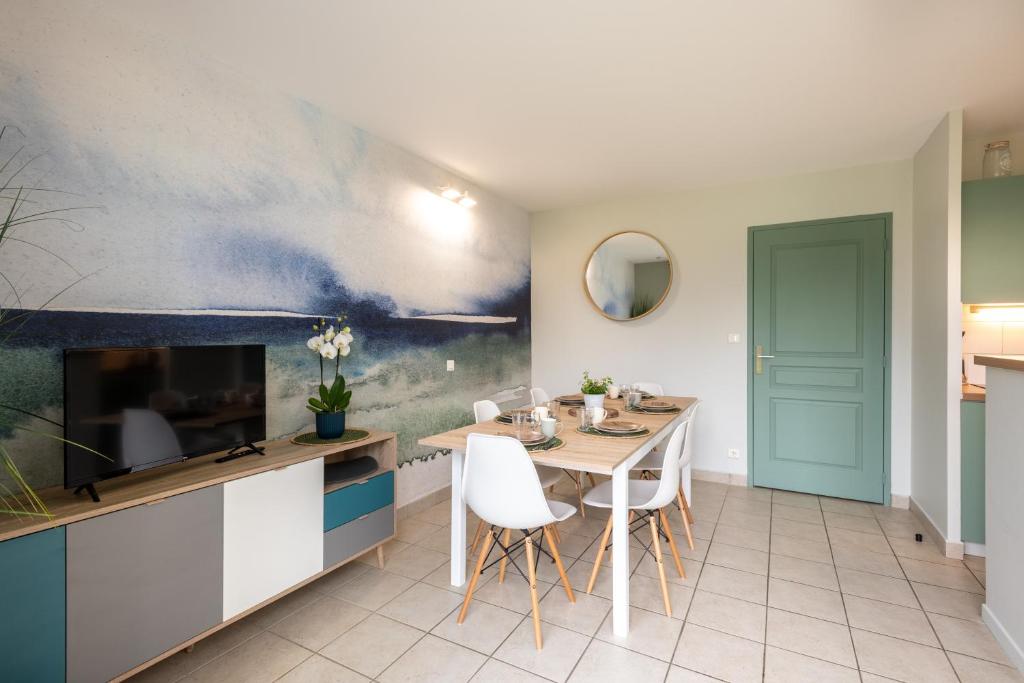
[337,390,352,411]
[308,397,326,411]
[318,383,330,404]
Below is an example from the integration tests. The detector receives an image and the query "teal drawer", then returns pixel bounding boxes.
[324,471,394,532]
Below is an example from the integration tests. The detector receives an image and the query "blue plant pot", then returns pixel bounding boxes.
[316,411,346,439]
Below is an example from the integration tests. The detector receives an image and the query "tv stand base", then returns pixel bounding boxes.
[216,442,266,464]
[74,483,101,503]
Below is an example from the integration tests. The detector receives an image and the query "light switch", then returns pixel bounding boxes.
[727,333,741,344]
[446,359,455,371]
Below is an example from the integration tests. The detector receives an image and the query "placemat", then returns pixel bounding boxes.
[291,429,371,446]
[526,437,565,452]
[576,426,651,439]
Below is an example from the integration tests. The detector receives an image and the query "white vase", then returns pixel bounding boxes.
[583,393,605,410]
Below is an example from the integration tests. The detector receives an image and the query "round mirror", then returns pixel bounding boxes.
[584,231,672,321]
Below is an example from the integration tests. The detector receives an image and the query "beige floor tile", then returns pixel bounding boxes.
[771,517,829,542]
[836,567,919,608]
[686,589,767,642]
[378,634,485,683]
[768,577,846,624]
[357,539,410,566]
[677,535,711,562]
[773,491,821,509]
[705,541,769,575]
[711,524,770,553]
[843,595,938,646]
[378,582,465,631]
[270,596,371,651]
[726,486,774,502]
[470,659,548,682]
[421,560,493,596]
[963,554,986,573]
[971,568,986,587]
[929,613,1012,665]
[889,537,966,566]
[852,628,958,682]
[595,606,683,662]
[831,544,904,578]
[246,584,324,629]
[899,557,985,594]
[473,573,556,614]
[415,525,455,555]
[332,569,416,611]
[635,552,702,587]
[548,531,594,559]
[665,665,722,682]
[859,674,899,683]
[819,498,877,518]
[769,554,839,590]
[763,646,860,682]
[880,519,926,540]
[948,652,1024,682]
[568,640,669,683]
[379,544,449,580]
[395,518,442,544]
[310,561,372,595]
[493,619,590,683]
[673,623,764,683]
[689,520,716,540]
[697,563,768,604]
[828,527,894,555]
[431,600,523,655]
[913,582,984,622]
[320,614,423,679]
[276,654,369,683]
[183,632,312,683]
[825,511,883,535]
[872,506,917,523]
[771,533,833,564]
[717,509,772,533]
[765,608,856,667]
[416,501,454,526]
[129,617,263,682]
[568,559,695,617]
[721,498,771,517]
[537,588,611,636]
[772,503,825,524]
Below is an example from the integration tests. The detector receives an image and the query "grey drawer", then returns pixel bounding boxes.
[324,504,394,568]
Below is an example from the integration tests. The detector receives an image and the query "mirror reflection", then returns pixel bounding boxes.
[584,231,672,321]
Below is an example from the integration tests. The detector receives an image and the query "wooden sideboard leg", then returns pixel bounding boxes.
[376,544,386,569]
[186,644,195,654]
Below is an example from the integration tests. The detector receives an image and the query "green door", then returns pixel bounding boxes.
[750,216,888,503]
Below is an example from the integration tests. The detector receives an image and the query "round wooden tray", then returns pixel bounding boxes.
[291,429,371,446]
[576,426,651,439]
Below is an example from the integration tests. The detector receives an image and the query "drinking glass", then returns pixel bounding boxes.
[578,406,593,430]
[625,390,642,410]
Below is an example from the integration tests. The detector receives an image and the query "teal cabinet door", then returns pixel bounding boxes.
[0,527,66,682]
[961,401,986,544]
[750,216,888,503]
[962,176,1024,303]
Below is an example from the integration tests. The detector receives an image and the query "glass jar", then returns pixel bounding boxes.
[982,141,1013,178]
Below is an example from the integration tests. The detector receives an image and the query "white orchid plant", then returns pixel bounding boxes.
[306,315,354,414]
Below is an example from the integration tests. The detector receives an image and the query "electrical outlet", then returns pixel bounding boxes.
[727,448,740,459]
[727,333,741,344]
[446,359,455,372]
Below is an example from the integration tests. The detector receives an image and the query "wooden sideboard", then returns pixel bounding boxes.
[0,430,397,683]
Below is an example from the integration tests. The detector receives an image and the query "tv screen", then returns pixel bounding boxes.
[64,344,266,489]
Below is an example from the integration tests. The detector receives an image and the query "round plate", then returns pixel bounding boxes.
[497,430,548,445]
[595,420,645,434]
[555,394,585,404]
[567,407,620,418]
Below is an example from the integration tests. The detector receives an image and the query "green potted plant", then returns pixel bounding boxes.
[581,370,614,410]
[306,316,354,439]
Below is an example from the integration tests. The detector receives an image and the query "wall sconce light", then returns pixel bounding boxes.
[438,186,477,208]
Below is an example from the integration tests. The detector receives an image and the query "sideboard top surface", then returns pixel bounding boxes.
[0,429,396,543]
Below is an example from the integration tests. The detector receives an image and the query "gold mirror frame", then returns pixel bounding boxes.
[583,230,673,321]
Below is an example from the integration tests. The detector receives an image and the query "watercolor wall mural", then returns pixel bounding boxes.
[0,4,530,503]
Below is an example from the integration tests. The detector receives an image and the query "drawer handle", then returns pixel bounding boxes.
[354,479,370,485]
[357,514,370,521]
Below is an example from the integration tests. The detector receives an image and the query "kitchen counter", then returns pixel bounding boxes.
[963,383,986,402]
[975,355,1024,372]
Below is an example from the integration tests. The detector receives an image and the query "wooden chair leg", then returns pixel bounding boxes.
[586,473,597,488]
[376,544,386,569]
[551,524,561,543]
[498,528,512,583]
[458,528,493,623]
[469,519,485,554]
[660,509,686,579]
[575,474,586,518]
[524,534,543,650]
[648,515,672,617]
[587,515,614,593]
[676,490,695,550]
[544,526,575,603]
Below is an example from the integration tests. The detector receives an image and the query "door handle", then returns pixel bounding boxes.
[754,345,774,375]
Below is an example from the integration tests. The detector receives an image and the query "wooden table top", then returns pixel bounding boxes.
[418,396,697,475]
[0,429,396,543]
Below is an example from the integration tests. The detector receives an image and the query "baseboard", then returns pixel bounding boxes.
[909,496,964,560]
[890,493,910,509]
[983,604,1024,673]
[964,541,987,557]
[397,485,450,520]
[692,468,747,487]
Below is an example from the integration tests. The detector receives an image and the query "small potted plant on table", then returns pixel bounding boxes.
[306,317,354,439]
[581,371,614,410]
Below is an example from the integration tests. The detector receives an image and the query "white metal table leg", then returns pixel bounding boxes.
[611,462,630,636]
[450,448,467,586]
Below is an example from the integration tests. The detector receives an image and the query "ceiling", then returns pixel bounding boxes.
[91,0,1024,211]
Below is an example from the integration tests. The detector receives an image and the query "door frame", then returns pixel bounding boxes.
[746,213,893,505]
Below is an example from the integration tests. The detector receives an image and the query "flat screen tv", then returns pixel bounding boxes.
[64,344,266,493]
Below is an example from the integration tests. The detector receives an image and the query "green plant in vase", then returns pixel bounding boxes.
[306,316,354,439]
[580,370,613,410]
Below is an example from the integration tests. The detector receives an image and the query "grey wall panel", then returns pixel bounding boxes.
[67,485,224,683]
[324,504,394,568]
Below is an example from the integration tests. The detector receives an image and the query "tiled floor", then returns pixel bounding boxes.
[131,480,1018,683]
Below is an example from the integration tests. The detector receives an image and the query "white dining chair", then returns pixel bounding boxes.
[469,400,564,553]
[530,387,551,406]
[583,419,689,616]
[457,433,576,649]
[634,402,700,546]
[633,382,665,396]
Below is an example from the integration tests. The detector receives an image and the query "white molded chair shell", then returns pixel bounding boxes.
[530,387,551,406]
[464,433,575,529]
[473,399,500,423]
[635,401,700,471]
[584,420,688,511]
[634,382,665,396]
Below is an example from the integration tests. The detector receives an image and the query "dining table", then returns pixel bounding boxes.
[418,394,698,637]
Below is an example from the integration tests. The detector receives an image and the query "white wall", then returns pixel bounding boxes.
[532,161,914,497]
[911,111,963,542]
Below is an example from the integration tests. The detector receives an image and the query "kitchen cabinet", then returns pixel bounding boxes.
[962,176,1024,303]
